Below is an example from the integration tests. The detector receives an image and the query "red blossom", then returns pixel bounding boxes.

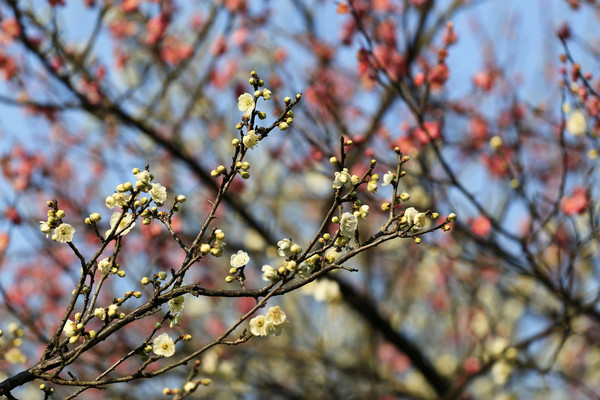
[413,121,441,144]
[469,116,489,148]
[210,35,227,56]
[224,0,247,13]
[4,206,22,225]
[109,19,138,39]
[0,19,21,44]
[336,3,350,14]
[464,357,481,375]
[0,51,18,80]
[481,153,509,178]
[561,187,589,215]
[428,63,449,90]
[146,14,169,45]
[160,37,193,66]
[122,0,139,12]
[472,70,495,92]
[470,215,491,237]
[0,232,9,254]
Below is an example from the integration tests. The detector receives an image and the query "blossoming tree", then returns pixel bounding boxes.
[0,0,599,399]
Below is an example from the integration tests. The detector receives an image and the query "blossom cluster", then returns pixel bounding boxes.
[249,306,287,337]
[39,206,75,243]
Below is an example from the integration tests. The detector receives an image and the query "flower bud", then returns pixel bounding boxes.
[90,212,101,222]
[141,277,150,285]
[279,122,289,131]
[400,192,410,201]
[229,267,238,274]
[55,210,65,219]
[284,96,291,104]
[225,275,235,283]
[447,213,457,222]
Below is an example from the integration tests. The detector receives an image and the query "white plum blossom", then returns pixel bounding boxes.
[357,204,369,220]
[4,348,26,364]
[168,296,185,313]
[404,207,418,224]
[53,223,75,243]
[238,92,255,116]
[567,110,587,136]
[135,170,152,183]
[491,360,513,385]
[297,262,313,279]
[249,306,287,337]
[150,183,167,206]
[230,250,250,268]
[367,180,378,193]
[153,333,175,357]
[413,211,427,228]
[404,207,427,228]
[94,307,106,321]
[63,319,78,337]
[170,313,182,328]
[382,171,394,186]
[265,306,286,326]
[97,257,112,275]
[277,238,293,258]
[243,130,260,149]
[262,265,278,282]
[106,212,135,238]
[39,221,51,237]
[107,304,119,317]
[249,315,269,337]
[306,279,342,303]
[332,168,352,189]
[340,212,358,237]
[183,381,196,393]
[106,192,129,209]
